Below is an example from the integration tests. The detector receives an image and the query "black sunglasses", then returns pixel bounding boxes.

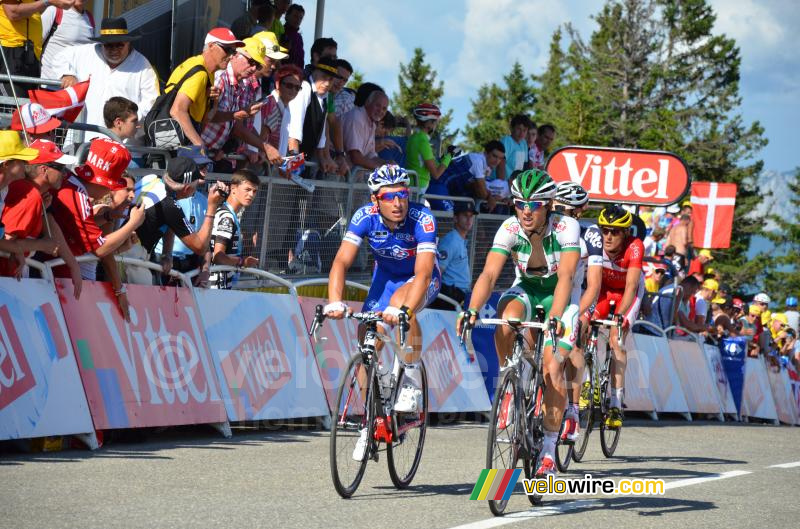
[44,162,66,173]
[102,42,126,49]
[215,42,238,56]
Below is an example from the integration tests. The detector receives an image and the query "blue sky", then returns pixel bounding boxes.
[292,0,800,172]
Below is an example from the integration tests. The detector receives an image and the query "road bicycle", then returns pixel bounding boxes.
[461,306,557,516]
[570,302,624,463]
[311,305,428,499]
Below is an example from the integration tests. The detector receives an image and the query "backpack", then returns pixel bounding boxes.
[41,8,96,57]
[143,64,208,149]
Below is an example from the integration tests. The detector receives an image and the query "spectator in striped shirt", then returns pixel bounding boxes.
[201,37,267,172]
[259,64,303,157]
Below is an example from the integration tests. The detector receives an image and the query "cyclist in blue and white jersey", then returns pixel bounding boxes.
[325,164,440,459]
[553,182,602,444]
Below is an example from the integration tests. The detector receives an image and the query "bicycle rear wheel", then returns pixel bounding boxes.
[525,380,545,506]
[571,403,593,463]
[330,353,376,498]
[486,368,521,516]
[387,361,429,489]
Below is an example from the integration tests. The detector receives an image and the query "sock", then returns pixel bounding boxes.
[615,387,625,407]
[542,430,558,457]
[569,403,579,416]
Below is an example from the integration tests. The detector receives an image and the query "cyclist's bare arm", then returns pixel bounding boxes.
[327,241,359,318]
[550,251,579,322]
[395,251,435,313]
[458,251,507,334]
[579,264,602,316]
[617,266,643,317]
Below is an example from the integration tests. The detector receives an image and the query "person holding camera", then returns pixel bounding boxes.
[135,155,225,279]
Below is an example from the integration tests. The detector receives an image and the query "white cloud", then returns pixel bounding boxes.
[444,0,572,96]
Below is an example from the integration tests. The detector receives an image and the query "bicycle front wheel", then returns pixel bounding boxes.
[600,414,621,457]
[330,353,376,498]
[571,402,593,463]
[387,361,429,489]
[487,368,520,516]
[555,419,573,472]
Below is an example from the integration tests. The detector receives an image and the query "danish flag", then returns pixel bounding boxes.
[27,80,90,122]
[690,182,737,249]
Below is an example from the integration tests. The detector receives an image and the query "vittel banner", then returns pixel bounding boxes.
[546,146,690,205]
[56,280,227,429]
[0,278,94,440]
[197,290,328,421]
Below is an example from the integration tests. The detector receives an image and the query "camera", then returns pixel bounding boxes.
[214,182,229,200]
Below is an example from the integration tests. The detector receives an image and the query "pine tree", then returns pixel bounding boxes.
[392,47,453,134]
[464,61,536,150]
[532,0,769,292]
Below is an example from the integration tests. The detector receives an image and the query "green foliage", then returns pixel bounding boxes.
[346,70,365,91]
[531,0,769,292]
[392,47,453,138]
[464,61,537,150]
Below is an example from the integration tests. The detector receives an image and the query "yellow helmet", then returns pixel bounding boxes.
[597,205,633,228]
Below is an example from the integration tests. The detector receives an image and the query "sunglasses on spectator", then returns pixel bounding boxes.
[239,54,262,69]
[376,189,410,202]
[44,162,66,173]
[513,199,547,211]
[281,81,302,92]
[216,43,238,56]
[102,42,126,49]
[601,227,625,237]
[654,269,666,274]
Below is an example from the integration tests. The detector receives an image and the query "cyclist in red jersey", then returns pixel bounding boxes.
[593,205,644,429]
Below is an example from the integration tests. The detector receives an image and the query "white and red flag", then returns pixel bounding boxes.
[691,182,737,249]
[27,80,90,122]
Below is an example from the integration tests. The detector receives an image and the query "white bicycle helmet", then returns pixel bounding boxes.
[367,164,411,192]
[412,103,441,122]
[555,181,589,208]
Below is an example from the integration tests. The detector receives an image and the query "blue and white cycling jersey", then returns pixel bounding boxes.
[344,201,441,312]
[344,201,439,277]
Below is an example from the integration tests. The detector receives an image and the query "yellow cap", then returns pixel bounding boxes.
[705,267,715,275]
[253,31,289,52]
[772,312,788,325]
[702,279,719,291]
[698,249,713,260]
[240,37,266,67]
[0,130,39,161]
[681,198,692,208]
[712,297,727,305]
[749,304,762,315]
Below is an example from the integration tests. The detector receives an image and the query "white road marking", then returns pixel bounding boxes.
[768,461,800,469]
[448,470,752,529]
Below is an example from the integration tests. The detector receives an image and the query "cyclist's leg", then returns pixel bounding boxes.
[385,268,441,363]
[496,284,533,366]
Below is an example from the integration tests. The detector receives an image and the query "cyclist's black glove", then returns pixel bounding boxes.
[446,145,462,158]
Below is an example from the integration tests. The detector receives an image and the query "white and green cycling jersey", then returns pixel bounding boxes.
[490,212,581,289]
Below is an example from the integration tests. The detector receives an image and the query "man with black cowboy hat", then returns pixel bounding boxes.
[53,16,159,143]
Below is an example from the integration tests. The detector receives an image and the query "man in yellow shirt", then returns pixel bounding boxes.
[0,0,75,95]
[166,27,244,147]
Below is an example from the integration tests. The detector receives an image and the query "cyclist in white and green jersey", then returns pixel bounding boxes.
[457,169,581,478]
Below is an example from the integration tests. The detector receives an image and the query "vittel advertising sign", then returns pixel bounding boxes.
[546,146,690,205]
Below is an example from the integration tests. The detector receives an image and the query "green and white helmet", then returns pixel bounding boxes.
[510,169,557,200]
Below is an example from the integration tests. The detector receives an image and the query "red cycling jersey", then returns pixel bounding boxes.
[600,236,644,291]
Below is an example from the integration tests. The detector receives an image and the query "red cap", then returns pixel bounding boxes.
[204,28,245,47]
[732,298,744,309]
[29,139,78,165]
[74,138,130,190]
[11,103,62,135]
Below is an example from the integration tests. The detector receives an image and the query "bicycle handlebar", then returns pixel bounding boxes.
[311,304,409,348]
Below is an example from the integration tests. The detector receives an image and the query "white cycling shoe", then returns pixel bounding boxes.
[394,385,423,413]
[352,427,368,461]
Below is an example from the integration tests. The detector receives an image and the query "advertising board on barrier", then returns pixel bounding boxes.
[196,290,328,421]
[765,365,798,425]
[298,298,490,413]
[668,337,722,416]
[57,280,227,429]
[703,344,737,416]
[741,357,778,423]
[0,278,94,440]
[720,337,747,414]
[630,332,689,415]
[546,146,690,206]
[465,291,501,401]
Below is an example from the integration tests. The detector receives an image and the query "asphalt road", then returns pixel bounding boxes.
[2,418,798,529]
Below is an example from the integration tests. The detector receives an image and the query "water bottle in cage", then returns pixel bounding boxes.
[377,362,393,401]
[519,357,533,396]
